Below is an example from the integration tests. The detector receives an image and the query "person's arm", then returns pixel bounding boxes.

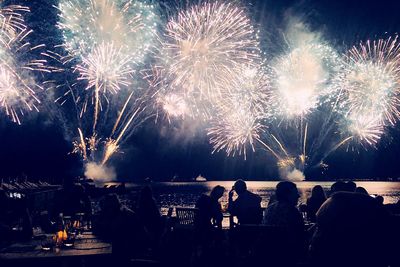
[211,202,223,229]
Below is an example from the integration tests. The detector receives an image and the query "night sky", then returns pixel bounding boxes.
[1,0,400,182]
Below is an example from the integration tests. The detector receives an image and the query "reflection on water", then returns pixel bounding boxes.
[106,181,400,214]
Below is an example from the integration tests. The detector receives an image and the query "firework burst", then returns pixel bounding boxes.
[335,36,400,146]
[0,5,54,124]
[159,1,262,119]
[271,43,341,119]
[76,42,135,96]
[206,65,271,158]
[56,0,159,115]
[56,0,159,168]
[57,0,158,63]
[207,105,264,159]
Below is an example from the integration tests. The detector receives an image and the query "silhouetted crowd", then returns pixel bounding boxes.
[1,179,400,267]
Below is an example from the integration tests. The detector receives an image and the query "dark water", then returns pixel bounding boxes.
[106,181,400,215]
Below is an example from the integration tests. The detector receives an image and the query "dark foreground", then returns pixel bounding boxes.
[0,180,400,267]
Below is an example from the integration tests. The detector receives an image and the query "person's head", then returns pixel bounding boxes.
[276,181,300,205]
[330,181,347,195]
[311,185,326,200]
[345,181,357,192]
[233,179,247,195]
[210,185,225,200]
[355,186,369,195]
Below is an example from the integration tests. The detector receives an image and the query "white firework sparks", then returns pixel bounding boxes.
[335,36,400,146]
[272,43,341,119]
[159,1,262,119]
[157,93,188,119]
[56,0,160,167]
[56,0,159,112]
[57,0,158,63]
[0,5,53,124]
[208,105,264,159]
[75,42,135,96]
[207,65,270,158]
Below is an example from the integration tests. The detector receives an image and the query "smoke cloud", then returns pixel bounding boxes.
[287,168,305,181]
[84,162,116,183]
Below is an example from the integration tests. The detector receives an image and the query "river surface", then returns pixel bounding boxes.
[105,181,400,214]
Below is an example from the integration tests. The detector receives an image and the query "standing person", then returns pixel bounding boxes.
[306,185,326,223]
[228,180,262,225]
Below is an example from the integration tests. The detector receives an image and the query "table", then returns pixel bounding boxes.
[0,232,112,267]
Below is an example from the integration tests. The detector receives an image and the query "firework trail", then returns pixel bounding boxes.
[56,0,159,169]
[0,5,54,124]
[158,1,262,120]
[334,36,400,147]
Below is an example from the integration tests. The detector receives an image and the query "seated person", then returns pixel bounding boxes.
[93,194,149,260]
[228,180,262,225]
[137,186,162,242]
[0,190,32,241]
[310,192,392,267]
[264,181,305,261]
[306,185,326,222]
[56,181,92,217]
[195,185,225,230]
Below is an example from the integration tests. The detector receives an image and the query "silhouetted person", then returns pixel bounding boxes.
[310,192,391,267]
[345,181,357,192]
[228,180,262,225]
[306,185,326,222]
[375,195,384,205]
[330,181,357,195]
[385,199,400,215]
[330,181,347,195]
[195,185,225,230]
[94,194,149,262]
[263,181,305,264]
[355,186,369,195]
[57,181,92,217]
[137,186,162,243]
[0,192,32,242]
[194,186,225,266]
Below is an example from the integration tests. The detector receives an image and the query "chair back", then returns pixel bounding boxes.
[175,207,198,225]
